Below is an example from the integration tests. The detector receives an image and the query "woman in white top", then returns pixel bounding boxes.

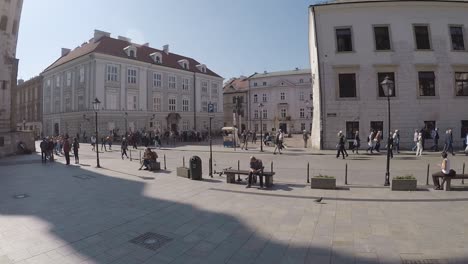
[433,152,451,190]
[416,133,423,156]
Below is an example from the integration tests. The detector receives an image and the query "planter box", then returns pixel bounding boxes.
[177,167,190,178]
[311,177,336,189]
[391,179,417,191]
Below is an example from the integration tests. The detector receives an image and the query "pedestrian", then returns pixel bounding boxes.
[303,130,309,148]
[40,138,48,163]
[91,135,96,151]
[412,129,419,151]
[121,137,129,159]
[447,129,455,156]
[107,136,112,150]
[366,130,375,153]
[72,137,80,164]
[431,128,439,152]
[336,131,347,159]
[47,137,55,162]
[352,131,360,154]
[241,130,249,150]
[273,129,284,155]
[63,137,71,165]
[252,131,257,144]
[416,132,423,156]
[464,131,468,155]
[101,136,107,151]
[374,131,382,152]
[393,130,400,154]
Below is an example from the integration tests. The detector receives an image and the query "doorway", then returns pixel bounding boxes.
[279,123,287,133]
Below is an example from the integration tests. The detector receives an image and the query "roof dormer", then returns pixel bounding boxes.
[196,64,207,73]
[123,45,137,58]
[150,52,163,64]
[178,59,189,70]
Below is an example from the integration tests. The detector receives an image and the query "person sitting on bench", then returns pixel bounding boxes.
[139,148,158,170]
[247,156,264,189]
[432,152,455,190]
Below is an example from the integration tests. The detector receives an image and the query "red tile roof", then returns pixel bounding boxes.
[43,36,222,78]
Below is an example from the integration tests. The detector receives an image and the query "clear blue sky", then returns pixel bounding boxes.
[17,0,315,81]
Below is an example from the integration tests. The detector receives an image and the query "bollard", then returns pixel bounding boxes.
[237,160,241,182]
[307,162,310,183]
[345,163,348,185]
[183,156,185,167]
[426,163,430,186]
[164,154,167,170]
[463,163,465,184]
[139,150,142,165]
[271,161,274,173]
[129,149,132,161]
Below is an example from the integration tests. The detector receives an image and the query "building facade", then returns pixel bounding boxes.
[309,0,468,150]
[42,30,223,139]
[16,76,43,138]
[223,76,249,129]
[248,69,312,134]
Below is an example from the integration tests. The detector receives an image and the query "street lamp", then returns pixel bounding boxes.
[258,103,264,152]
[92,98,101,168]
[381,76,394,186]
[124,112,128,136]
[208,102,214,178]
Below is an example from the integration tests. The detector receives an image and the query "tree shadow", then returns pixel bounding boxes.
[1,157,467,263]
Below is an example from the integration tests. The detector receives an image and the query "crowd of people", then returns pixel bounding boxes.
[39,135,80,165]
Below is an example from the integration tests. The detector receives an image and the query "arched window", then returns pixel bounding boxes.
[0,16,8,31]
[155,56,160,63]
[129,50,135,57]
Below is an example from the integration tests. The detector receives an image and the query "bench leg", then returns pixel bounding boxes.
[265,176,273,188]
[445,179,451,191]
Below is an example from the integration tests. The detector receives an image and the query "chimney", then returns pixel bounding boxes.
[61,48,71,56]
[295,67,299,71]
[142,42,149,47]
[118,36,131,42]
[17,79,24,85]
[263,70,268,74]
[163,44,169,55]
[93,29,111,42]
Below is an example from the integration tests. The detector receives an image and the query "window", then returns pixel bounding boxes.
[377,72,396,97]
[280,109,287,118]
[0,16,7,31]
[129,50,135,57]
[253,82,257,87]
[182,78,189,90]
[79,67,85,83]
[262,94,267,102]
[182,98,189,112]
[299,91,305,101]
[336,27,353,52]
[56,76,60,87]
[106,93,118,110]
[254,124,259,132]
[262,109,267,119]
[253,94,258,103]
[106,64,118,82]
[301,123,306,131]
[202,101,208,112]
[346,121,359,139]
[455,72,468,96]
[374,26,391,50]
[127,68,137,84]
[414,25,431,50]
[211,83,218,95]
[169,98,176,112]
[263,123,267,132]
[263,82,267,86]
[46,79,51,87]
[280,92,285,100]
[461,120,468,139]
[153,96,161,111]
[201,81,208,93]
[213,102,218,112]
[153,73,162,88]
[254,110,259,119]
[77,95,84,110]
[418,71,436,96]
[66,72,72,86]
[338,73,357,98]
[450,26,465,51]
[300,108,305,118]
[127,95,137,110]
[423,121,436,139]
[370,121,383,134]
[182,120,189,131]
[155,56,161,64]
[300,79,304,83]
[65,97,71,111]
[168,76,176,89]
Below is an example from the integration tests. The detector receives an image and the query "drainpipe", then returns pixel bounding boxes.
[193,72,197,130]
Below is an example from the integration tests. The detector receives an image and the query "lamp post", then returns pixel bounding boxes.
[92,98,101,168]
[124,112,128,136]
[381,76,394,186]
[208,102,214,177]
[259,103,264,152]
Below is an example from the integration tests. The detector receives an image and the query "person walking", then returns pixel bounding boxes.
[72,137,80,164]
[241,130,249,150]
[252,131,257,144]
[121,137,129,159]
[91,135,96,151]
[431,128,439,152]
[412,129,419,151]
[273,129,284,155]
[352,131,360,154]
[336,131,347,159]
[101,136,107,152]
[63,137,71,165]
[40,138,48,163]
[47,138,55,162]
[107,136,112,150]
[393,130,400,154]
[366,130,375,153]
[303,130,309,148]
[416,132,423,156]
[447,129,455,156]
[374,131,382,153]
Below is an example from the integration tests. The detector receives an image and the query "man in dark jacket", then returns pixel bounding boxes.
[63,137,71,165]
[121,137,129,160]
[40,138,48,163]
[47,138,55,161]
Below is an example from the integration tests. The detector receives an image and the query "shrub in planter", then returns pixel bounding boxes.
[391,175,417,191]
[311,175,336,189]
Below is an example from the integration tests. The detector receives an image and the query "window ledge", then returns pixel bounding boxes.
[336,50,356,54]
[374,49,393,52]
[451,49,468,52]
[417,95,439,99]
[336,97,359,101]
[414,49,433,52]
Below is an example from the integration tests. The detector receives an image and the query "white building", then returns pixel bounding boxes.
[309,0,468,150]
[248,69,312,134]
[42,30,223,138]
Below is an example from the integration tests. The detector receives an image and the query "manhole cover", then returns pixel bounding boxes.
[13,194,29,199]
[129,232,172,251]
[402,259,447,264]
[72,174,96,180]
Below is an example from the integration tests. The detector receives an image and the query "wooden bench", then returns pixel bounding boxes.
[223,169,275,188]
[433,172,468,191]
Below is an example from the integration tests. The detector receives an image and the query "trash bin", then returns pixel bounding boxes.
[189,156,202,180]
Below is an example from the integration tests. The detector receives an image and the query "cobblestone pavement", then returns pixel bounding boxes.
[0,141,467,264]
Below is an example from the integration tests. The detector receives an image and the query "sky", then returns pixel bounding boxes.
[16,0,316,81]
